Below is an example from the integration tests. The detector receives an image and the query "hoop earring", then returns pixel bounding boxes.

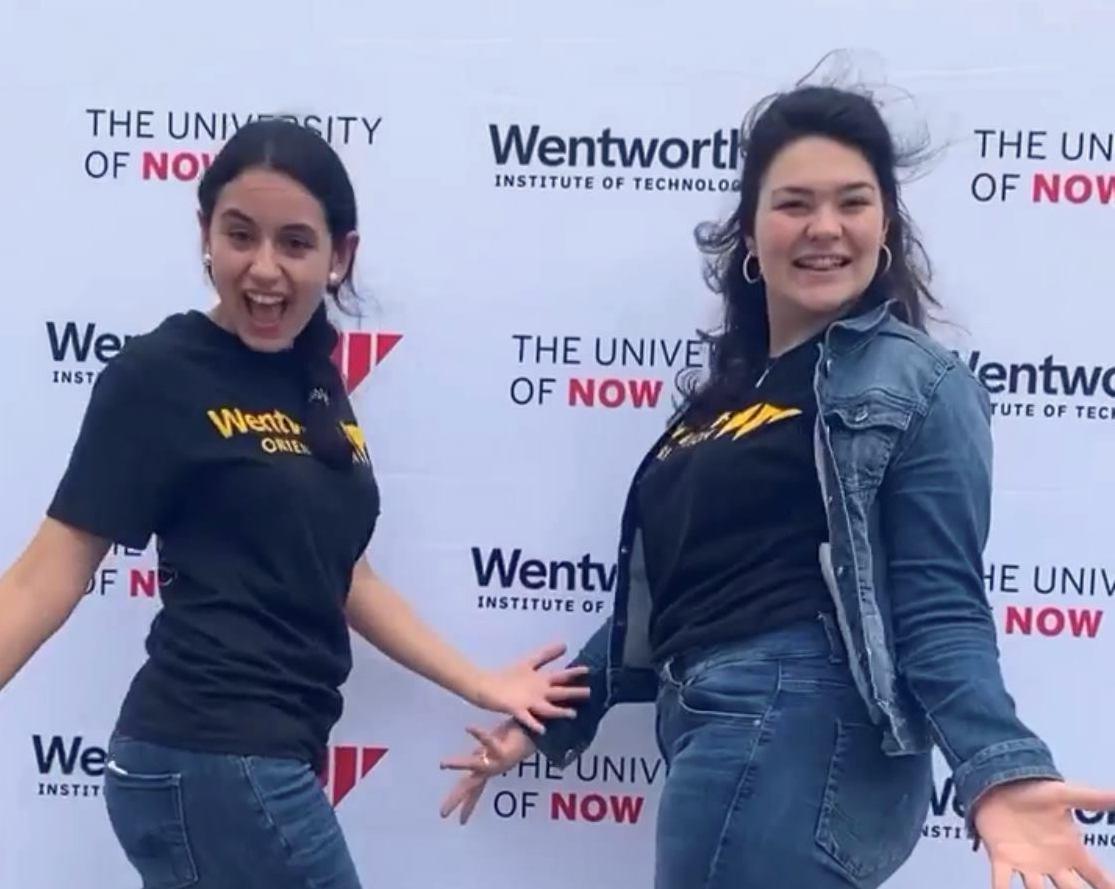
[742,251,761,285]
[880,244,893,275]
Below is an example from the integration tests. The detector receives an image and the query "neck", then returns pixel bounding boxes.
[208,304,234,334]
[766,300,842,358]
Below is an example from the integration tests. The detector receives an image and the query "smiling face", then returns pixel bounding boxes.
[201,167,356,352]
[747,136,889,345]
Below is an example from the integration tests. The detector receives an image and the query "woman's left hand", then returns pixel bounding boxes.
[975,778,1115,889]
[471,642,590,733]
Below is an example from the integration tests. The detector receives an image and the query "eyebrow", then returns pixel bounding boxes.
[218,208,255,225]
[772,182,878,197]
[218,209,318,237]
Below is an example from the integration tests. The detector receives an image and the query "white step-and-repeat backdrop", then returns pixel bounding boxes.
[2,2,1113,886]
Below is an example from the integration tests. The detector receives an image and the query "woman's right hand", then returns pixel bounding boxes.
[439,720,537,824]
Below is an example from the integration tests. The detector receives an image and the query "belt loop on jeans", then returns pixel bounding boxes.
[817,611,846,664]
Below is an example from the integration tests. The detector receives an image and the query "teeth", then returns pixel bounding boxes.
[246,293,284,306]
[797,257,847,270]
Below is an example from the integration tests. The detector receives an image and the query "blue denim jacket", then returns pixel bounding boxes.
[535,299,1061,818]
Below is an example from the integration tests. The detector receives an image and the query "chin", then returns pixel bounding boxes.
[237,328,295,353]
[793,288,863,318]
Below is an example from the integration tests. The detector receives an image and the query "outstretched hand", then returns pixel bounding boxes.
[440,721,537,824]
[472,641,589,734]
[975,779,1115,889]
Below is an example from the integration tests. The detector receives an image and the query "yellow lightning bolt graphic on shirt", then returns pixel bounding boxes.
[715,403,802,439]
[662,403,802,457]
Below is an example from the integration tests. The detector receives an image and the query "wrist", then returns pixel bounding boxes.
[501,719,537,759]
[464,667,494,708]
[513,730,537,759]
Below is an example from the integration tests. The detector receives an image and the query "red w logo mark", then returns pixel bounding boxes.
[318,746,388,807]
[330,332,402,394]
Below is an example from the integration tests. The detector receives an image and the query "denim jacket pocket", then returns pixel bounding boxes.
[823,395,914,493]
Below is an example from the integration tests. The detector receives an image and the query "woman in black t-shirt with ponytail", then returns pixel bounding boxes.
[0,119,586,889]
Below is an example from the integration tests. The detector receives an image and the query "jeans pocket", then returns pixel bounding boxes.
[243,756,363,888]
[814,720,931,884]
[104,761,199,889]
[676,660,776,724]
[776,654,857,693]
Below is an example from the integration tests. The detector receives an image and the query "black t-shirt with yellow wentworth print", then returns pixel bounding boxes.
[637,333,832,663]
[47,311,379,770]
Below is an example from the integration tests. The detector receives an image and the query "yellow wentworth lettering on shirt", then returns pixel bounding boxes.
[204,405,369,463]
[207,408,304,439]
[273,411,303,435]
[207,408,248,439]
[261,437,312,456]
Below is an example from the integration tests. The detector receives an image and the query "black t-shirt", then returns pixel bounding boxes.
[637,334,832,663]
[47,311,380,769]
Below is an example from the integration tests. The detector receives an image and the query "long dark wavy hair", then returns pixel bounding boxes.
[678,81,938,425]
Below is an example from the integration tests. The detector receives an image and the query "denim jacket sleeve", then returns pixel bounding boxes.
[528,617,612,768]
[883,363,1062,820]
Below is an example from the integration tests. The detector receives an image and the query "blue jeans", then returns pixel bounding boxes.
[103,736,362,889]
[654,615,933,889]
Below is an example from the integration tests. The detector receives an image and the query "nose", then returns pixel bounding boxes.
[247,241,282,284]
[806,203,842,241]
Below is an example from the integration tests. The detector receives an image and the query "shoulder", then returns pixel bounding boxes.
[114,312,200,365]
[104,312,211,378]
[862,316,988,414]
[92,312,207,407]
[870,316,962,374]
[862,320,992,469]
